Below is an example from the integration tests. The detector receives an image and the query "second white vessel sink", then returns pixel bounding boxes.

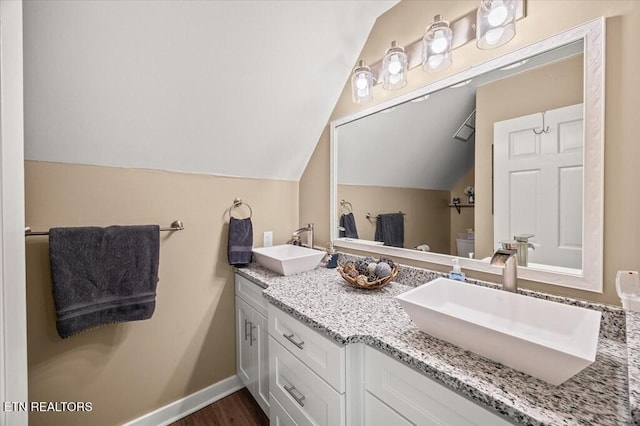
[395,277,601,385]
[252,244,324,276]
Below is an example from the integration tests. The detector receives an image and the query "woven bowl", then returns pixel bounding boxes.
[337,261,398,290]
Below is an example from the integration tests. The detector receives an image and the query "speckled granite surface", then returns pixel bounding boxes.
[626,311,640,425]
[236,262,634,425]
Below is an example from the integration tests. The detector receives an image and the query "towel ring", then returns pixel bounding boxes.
[228,198,253,219]
[340,200,353,214]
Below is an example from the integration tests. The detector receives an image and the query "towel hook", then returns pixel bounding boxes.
[533,111,550,135]
[228,198,253,219]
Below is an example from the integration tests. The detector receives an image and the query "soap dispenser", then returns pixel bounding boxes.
[449,258,465,281]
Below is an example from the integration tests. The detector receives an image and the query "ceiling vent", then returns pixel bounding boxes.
[453,109,476,142]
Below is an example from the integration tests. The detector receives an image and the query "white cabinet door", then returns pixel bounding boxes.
[255,311,270,415]
[235,273,271,417]
[236,297,255,392]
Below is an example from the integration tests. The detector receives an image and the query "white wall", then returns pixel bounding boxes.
[23,0,396,181]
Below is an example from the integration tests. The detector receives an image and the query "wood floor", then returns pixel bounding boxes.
[169,388,269,426]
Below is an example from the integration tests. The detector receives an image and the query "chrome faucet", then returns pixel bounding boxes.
[490,241,518,292]
[514,234,535,267]
[290,223,314,249]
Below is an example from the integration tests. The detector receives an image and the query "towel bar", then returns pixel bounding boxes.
[365,211,405,220]
[24,220,185,237]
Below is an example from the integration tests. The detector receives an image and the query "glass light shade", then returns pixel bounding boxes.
[476,0,516,49]
[382,41,408,90]
[351,60,375,104]
[422,15,453,73]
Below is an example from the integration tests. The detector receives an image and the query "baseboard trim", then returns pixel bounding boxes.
[123,375,244,426]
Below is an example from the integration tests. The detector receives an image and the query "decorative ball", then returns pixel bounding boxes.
[356,275,369,286]
[379,257,395,269]
[362,257,375,264]
[367,273,378,282]
[347,269,359,278]
[355,261,370,276]
[343,262,356,274]
[367,262,378,275]
[375,262,392,279]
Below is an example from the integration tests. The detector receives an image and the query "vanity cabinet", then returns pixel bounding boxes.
[238,271,514,425]
[268,304,346,426]
[235,274,270,416]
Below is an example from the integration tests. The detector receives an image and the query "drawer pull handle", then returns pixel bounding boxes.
[283,333,304,349]
[244,319,251,341]
[250,323,257,346]
[284,384,306,407]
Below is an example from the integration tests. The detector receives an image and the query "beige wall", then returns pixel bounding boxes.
[300,0,640,305]
[25,161,298,426]
[475,54,584,259]
[338,184,450,252]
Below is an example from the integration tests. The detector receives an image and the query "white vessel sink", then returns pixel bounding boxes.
[395,277,601,385]
[252,244,324,276]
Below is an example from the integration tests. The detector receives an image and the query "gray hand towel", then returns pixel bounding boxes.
[374,213,404,248]
[228,217,253,266]
[339,213,359,239]
[49,225,160,338]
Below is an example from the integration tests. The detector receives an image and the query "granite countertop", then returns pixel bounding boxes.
[235,262,635,425]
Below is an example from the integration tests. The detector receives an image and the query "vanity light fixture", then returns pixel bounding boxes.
[351,60,375,104]
[422,15,453,73]
[349,0,525,103]
[476,0,517,49]
[382,41,408,90]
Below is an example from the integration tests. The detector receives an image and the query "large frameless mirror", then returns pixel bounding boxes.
[330,19,604,292]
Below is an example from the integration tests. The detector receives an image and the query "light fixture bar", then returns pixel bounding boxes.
[369,0,525,81]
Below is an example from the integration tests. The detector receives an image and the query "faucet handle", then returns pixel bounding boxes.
[499,240,518,251]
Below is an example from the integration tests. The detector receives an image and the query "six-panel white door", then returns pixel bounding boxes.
[493,103,583,269]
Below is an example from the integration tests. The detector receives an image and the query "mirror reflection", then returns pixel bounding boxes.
[336,40,584,272]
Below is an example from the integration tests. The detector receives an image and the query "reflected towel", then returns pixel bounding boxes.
[228,217,253,266]
[49,225,160,338]
[339,213,359,239]
[374,213,404,248]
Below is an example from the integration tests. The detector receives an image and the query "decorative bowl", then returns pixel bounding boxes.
[337,259,398,290]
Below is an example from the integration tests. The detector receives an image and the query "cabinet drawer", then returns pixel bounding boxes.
[364,391,412,426]
[365,347,512,426]
[235,274,268,316]
[269,337,345,426]
[269,304,345,392]
[270,393,298,426]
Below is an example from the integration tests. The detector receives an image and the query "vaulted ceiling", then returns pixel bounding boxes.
[23,0,397,181]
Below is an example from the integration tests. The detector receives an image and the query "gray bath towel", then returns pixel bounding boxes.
[374,213,404,248]
[228,217,253,266]
[49,225,160,338]
[339,213,359,239]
